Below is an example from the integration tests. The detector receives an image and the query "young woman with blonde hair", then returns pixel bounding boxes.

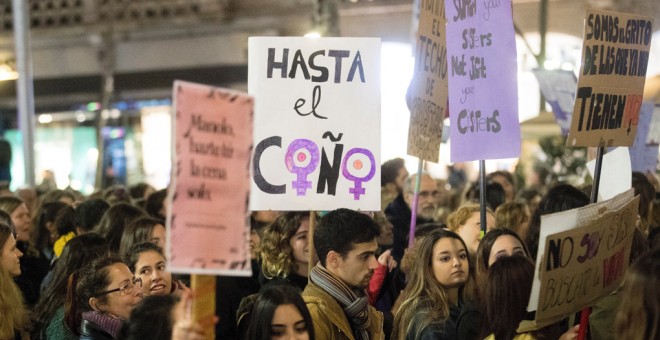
[447,204,494,255]
[393,229,472,339]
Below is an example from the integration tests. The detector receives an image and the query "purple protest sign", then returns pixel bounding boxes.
[445,0,521,162]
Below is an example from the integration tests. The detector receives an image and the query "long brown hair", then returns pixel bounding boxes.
[615,247,660,340]
[0,220,27,338]
[393,229,472,339]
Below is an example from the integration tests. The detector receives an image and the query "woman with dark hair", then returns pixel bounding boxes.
[481,255,566,340]
[118,216,166,258]
[393,229,472,339]
[32,201,68,261]
[119,290,206,340]
[525,184,589,261]
[52,205,78,258]
[475,228,530,286]
[487,171,516,203]
[125,242,187,297]
[615,246,660,340]
[145,189,168,220]
[247,284,315,340]
[64,255,143,339]
[0,195,50,306]
[0,215,28,339]
[260,211,316,290]
[30,233,109,339]
[94,203,146,253]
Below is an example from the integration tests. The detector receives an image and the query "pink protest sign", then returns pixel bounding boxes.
[168,80,253,276]
[445,0,521,162]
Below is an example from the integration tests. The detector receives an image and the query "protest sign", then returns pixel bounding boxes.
[646,104,660,143]
[586,147,631,201]
[567,8,654,147]
[248,37,381,211]
[532,69,577,136]
[629,102,659,173]
[407,0,448,163]
[525,189,637,328]
[444,0,521,162]
[168,81,253,276]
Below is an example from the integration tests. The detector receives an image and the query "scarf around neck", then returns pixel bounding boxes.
[81,310,122,339]
[310,264,370,340]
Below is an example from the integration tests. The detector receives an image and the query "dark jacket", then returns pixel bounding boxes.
[384,194,433,262]
[79,319,114,340]
[79,311,122,340]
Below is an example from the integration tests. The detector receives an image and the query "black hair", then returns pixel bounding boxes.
[145,189,168,220]
[32,201,68,251]
[464,181,506,211]
[30,233,109,338]
[246,284,315,340]
[381,158,405,186]
[118,295,177,340]
[55,205,77,236]
[75,199,110,233]
[64,255,123,336]
[94,203,146,253]
[525,184,589,261]
[314,208,380,267]
[128,183,155,200]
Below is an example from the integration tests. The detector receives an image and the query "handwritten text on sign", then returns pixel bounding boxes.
[248,37,381,211]
[445,0,521,162]
[407,0,448,163]
[536,196,638,323]
[169,81,253,276]
[567,8,653,147]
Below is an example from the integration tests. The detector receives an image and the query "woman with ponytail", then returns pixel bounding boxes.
[64,255,143,339]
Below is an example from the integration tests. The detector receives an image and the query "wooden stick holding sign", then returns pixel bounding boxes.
[190,275,216,340]
[407,159,425,248]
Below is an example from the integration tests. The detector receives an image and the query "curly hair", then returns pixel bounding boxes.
[259,212,311,279]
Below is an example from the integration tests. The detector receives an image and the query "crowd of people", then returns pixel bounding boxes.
[0,157,659,340]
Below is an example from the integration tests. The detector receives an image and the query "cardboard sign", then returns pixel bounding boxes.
[567,8,654,147]
[248,37,381,211]
[168,81,253,276]
[526,190,637,328]
[407,0,448,163]
[532,69,577,136]
[444,0,521,162]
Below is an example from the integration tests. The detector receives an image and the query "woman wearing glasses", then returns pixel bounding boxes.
[65,255,143,339]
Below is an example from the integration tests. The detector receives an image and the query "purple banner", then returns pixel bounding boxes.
[445,0,521,162]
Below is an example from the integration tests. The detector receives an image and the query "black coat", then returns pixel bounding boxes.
[79,319,114,340]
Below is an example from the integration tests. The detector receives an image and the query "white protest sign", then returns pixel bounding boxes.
[249,37,381,211]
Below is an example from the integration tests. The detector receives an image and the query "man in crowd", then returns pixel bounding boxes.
[380,158,408,211]
[385,173,438,262]
[303,208,384,340]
